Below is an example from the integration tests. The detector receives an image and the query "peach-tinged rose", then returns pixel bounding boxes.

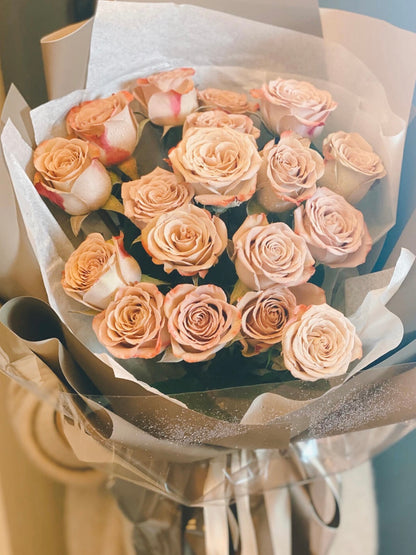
[198,88,259,114]
[232,214,315,290]
[294,187,372,268]
[141,204,227,278]
[256,132,324,212]
[66,91,139,166]
[183,109,260,139]
[282,303,362,381]
[237,286,297,356]
[169,126,262,208]
[133,67,198,127]
[251,78,337,138]
[92,283,169,359]
[319,131,386,204]
[121,167,194,230]
[33,137,112,216]
[164,284,241,362]
[62,233,142,310]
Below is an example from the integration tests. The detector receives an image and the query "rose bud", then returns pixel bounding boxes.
[33,137,112,215]
[231,214,315,290]
[121,167,194,230]
[183,109,260,138]
[236,283,325,356]
[256,132,324,212]
[197,88,259,114]
[164,284,241,363]
[66,91,139,166]
[62,233,142,310]
[169,126,262,208]
[93,283,169,359]
[141,204,227,278]
[251,77,337,138]
[133,67,198,127]
[319,131,386,204]
[282,303,362,381]
[294,187,372,268]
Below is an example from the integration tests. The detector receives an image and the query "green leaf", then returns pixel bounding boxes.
[247,195,266,216]
[102,195,125,215]
[141,274,170,286]
[109,170,121,186]
[230,279,251,305]
[70,214,89,236]
[131,235,142,245]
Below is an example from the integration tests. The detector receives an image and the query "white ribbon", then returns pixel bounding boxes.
[203,456,229,555]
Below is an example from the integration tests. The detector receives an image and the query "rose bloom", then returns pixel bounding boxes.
[62,233,142,310]
[237,283,325,356]
[198,88,259,114]
[133,67,198,127]
[66,91,139,166]
[251,77,337,138]
[141,204,227,278]
[282,303,362,381]
[294,187,372,268]
[33,137,112,216]
[164,284,241,362]
[183,109,260,139]
[92,283,169,359]
[121,167,194,230]
[232,214,315,290]
[256,132,324,212]
[319,131,386,204]
[169,126,262,208]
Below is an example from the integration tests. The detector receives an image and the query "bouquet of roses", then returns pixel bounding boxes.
[31,65,386,392]
[1,4,416,552]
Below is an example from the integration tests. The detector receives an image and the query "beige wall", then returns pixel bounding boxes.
[0,0,71,106]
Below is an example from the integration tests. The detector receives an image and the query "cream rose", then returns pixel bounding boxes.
[198,88,259,114]
[121,167,194,230]
[282,303,362,381]
[319,131,386,204]
[256,132,324,212]
[141,204,227,278]
[237,282,326,357]
[62,233,142,310]
[33,137,112,216]
[66,91,139,166]
[294,187,372,268]
[168,126,262,208]
[231,214,315,290]
[251,78,337,138]
[164,284,241,362]
[92,283,169,359]
[183,109,260,138]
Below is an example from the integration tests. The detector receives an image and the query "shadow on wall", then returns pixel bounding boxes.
[0,0,97,107]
